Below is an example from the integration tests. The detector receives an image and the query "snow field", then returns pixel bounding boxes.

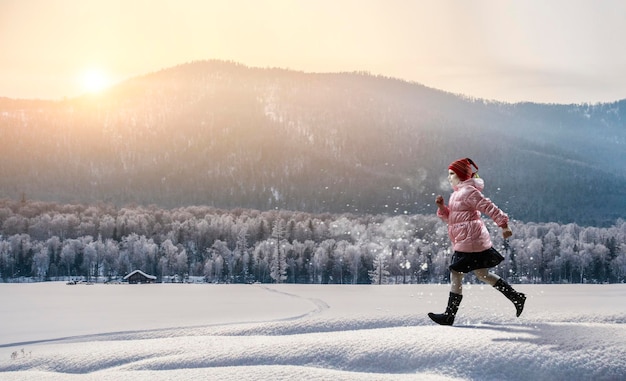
[0,283,625,381]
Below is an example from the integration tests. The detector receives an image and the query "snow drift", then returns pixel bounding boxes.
[0,283,624,380]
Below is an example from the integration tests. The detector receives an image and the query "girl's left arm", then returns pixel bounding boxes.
[468,189,509,228]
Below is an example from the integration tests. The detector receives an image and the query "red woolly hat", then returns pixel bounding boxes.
[448,158,478,181]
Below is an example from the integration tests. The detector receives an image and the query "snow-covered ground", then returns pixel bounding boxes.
[0,282,624,381]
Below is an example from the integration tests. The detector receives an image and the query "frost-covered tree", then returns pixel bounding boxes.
[269,220,288,283]
[60,240,77,279]
[344,244,362,284]
[98,215,116,240]
[28,213,52,241]
[2,199,626,284]
[291,240,308,283]
[612,245,626,282]
[269,240,288,283]
[159,239,179,279]
[212,240,232,282]
[589,243,609,282]
[430,249,450,283]
[0,240,12,280]
[331,240,349,284]
[102,238,119,280]
[309,245,326,284]
[369,250,390,285]
[121,233,151,273]
[210,251,224,283]
[175,250,188,280]
[82,242,97,282]
[576,243,597,283]
[528,238,544,283]
[31,243,49,281]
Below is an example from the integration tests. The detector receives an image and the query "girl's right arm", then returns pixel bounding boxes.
[436,195,449,222]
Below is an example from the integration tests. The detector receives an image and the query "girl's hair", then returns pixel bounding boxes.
[466,158,479,177]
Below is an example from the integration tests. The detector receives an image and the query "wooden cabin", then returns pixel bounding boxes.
[123,270,157,284]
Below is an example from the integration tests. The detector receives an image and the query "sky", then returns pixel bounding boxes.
[1,0,626,104]
[1,283,625,380]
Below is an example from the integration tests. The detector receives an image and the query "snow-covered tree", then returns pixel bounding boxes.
[2,198,626,284]
[82,241,97,282]
[269,220,288,283]
[344,244,362,284]
[31,243,49,281]
[60,240,77,279]
[0,240,12,280]
[212,240,232,282]
[175,250,188,280]
[369,249,390,285]
[612,244,626,282]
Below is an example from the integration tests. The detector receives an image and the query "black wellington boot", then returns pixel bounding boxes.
[428,292,463,326]
[494,279,526,317]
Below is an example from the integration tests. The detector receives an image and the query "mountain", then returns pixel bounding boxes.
[1,60,625,226]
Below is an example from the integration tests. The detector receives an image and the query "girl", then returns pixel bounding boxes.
[428,158,526,325]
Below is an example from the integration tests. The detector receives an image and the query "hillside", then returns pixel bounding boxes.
[1,60,625,225]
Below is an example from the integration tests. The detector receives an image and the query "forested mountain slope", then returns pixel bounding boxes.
[1,60,625,225]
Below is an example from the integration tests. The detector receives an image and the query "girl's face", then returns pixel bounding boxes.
[448,170,460,187]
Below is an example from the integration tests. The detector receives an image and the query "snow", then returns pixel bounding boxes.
[123,270,157,281]
[1,283,625,381]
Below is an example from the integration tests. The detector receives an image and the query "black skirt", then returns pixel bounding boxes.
[449,247,504,273]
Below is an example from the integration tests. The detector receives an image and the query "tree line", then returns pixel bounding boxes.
[1,199,625,284]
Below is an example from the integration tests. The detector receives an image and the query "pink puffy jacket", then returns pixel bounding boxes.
[437,178,509,253]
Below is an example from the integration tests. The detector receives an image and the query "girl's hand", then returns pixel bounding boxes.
[435,195,445,209]
[502,226,513,239]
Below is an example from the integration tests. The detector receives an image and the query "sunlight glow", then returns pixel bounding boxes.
[79,68,111,94]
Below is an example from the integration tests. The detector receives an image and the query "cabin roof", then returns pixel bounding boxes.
[123,269,157,280]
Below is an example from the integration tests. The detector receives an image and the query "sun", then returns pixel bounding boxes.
[79,68,112,94]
